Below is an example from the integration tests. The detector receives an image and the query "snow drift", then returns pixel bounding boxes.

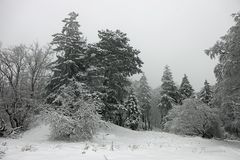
[1,123,240,160]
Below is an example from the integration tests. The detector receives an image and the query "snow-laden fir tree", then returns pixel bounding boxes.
[44,12,101,141]
[96,29,143,101]
[93,29,143,125]
[137,73,152,130]
[159,65,181,123]
[124,92,142,130]
[199,80,213,105]
[46,12,88,98]
[179,74,194,100]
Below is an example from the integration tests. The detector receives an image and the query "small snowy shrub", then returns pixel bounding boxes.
[1,142,6,147]
[21,145,37,152]
[0,143,7,159]
[0,149,5,159]
[45,80,102,141]
[164,99,222,138]
[129,144,139,151]
[46,99,101,141]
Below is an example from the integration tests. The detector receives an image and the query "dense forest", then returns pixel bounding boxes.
[0,11,240,141]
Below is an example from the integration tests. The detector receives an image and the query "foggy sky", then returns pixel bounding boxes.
[0,0,239,91]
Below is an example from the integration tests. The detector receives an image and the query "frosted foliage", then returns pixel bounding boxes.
[159,65,180,115]
[161,65,176,92]
[199,80,213,105]
[205,13,240,137]
[179,74,194,99]
[46,12,88,95]
[47,99,101,141]
[124,95,141,130]
[138,74,151,109]
[45,80,101,141]
[164,99,222,138]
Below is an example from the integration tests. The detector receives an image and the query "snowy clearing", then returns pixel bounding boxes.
[1,124,240,160]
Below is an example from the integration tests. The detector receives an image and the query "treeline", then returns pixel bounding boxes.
[0,12,149,140]
[152,65,220,138]
[152,12,240,139]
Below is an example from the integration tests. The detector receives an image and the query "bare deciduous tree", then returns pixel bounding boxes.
[26,42,53,99]
[0,43,52,129]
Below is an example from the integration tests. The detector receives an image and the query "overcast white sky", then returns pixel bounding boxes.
[0,0,239,91]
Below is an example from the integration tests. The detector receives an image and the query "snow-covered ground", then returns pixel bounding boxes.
[1,124,240,160]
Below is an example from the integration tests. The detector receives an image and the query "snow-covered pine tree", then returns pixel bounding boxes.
[199,80,213,105]
[137,73,152,130]
[93,29,143,125]
[84,44,106,92]
[44,12,101,141]
[179,74,194,100]
[46,12,88,98]
[159,65,180,123]
[96,29,143,101]
[124,93,141,130]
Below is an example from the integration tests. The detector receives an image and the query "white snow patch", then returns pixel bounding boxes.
[21,125,50,142]
[1,123,240,160]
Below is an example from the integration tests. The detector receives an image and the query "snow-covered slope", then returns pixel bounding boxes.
[1,123,240,160]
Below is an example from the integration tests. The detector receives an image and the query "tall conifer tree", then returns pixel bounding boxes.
[93,29,143,124]
[179,74,194,100]
[159,65,180,123]
[137,73,152,130]
[46,12,88,98]
[124,93,141,130]
[199,80,213,105]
